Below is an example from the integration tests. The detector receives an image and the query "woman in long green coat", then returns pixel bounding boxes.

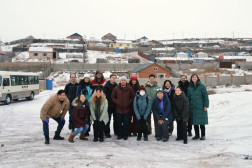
[187,74,209,140]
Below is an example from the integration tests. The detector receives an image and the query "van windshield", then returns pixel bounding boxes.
[0,75,2,86]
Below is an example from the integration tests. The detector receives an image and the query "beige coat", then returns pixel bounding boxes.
[40,94,70,121]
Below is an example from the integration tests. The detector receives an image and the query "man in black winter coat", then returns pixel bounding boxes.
[64,73,79,131]
[103,74,118,137]
[177,75,191,136]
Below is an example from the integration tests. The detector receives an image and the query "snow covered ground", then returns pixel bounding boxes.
[0,86,252,167]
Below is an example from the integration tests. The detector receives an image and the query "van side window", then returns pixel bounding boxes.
[0,76,2,86]
[3,78,10,86]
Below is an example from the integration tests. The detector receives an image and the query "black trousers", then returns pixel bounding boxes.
[187,116,192,133]
[116,113,130,138]
[137,118,148,137]
[176,120,187,141]
[104,107,117,135]
[93,120,105,140]
[168,121,174,134]
[194,125,205,137]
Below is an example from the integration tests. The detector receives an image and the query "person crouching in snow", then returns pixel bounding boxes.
[172,87,190,144]
[152,89,174,142]
[40,90,70,144]
[133,85,152,141]
[68,93,90,143]
[89,88,109,142]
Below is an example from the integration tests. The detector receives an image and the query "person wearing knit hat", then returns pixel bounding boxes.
[111,76,135,140]
[129,76,140,137]
[152,88,174,142]
[91,70,106,91]
[133,85,152,141]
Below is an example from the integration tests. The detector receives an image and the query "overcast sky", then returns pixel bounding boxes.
[0,0,251,42]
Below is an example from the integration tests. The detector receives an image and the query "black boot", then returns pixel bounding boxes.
[184,140,188,144]
[200,136,205,140]
[137,135,141,141]
[193,125,200,140]
[188,131,192,137]
[144,135,148,141]
[45,135,50,144]
[93,138,98,142]
[53,131,64,140]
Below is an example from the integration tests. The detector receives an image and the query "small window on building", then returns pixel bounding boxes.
[132,73,137,76]
[158,74,165,79]
[33,53,38,56]
[43,53,47,56]
[154,67,158,71]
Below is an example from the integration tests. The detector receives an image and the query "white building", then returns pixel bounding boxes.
[195,52,208,58]
[176,52,189,58]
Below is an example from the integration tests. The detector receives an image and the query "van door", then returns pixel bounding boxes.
[0,75,2,99]
[3,78,11,101]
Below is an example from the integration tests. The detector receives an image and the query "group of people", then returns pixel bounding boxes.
[40,71,209,145]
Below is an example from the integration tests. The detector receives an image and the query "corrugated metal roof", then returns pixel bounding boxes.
[130,63,153,72]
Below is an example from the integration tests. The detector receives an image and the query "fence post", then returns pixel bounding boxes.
[205,75,207,85]
[244,73,247,84]
[217,74,220,85]
[178,63,181,71]
[44,78,47,90]
[231,74,233,85]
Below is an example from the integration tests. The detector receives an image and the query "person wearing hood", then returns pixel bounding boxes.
[68,93,90,143]
[178,75,192,137]
[133,85,152,141]
[76,74,93,136]
[64,73,79,132]
[187,74,209,141]
[111,76,135,140]
[162,80,175,136]
[173,87,190,144]
[152,89,174,142]
[91,70,106,91]
[103,74,118,138]
[145,74,161,136]
[128,76,140,137]
[40,90,70,144]
[89,88,109,142]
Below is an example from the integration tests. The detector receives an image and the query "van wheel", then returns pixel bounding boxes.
[4,95,12,105]
[27,92,34,100]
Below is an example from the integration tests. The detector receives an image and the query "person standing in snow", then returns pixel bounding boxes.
[152,89,174,142]
[178,75,192,136]
[162,80,175,136]
[133,85,152,141]
[111,76,135,140]
[68,94,90,143]
[40,90,70,144]
[91,70,106,91]
[64,73,79,132]
[172,87,190,144]
[76,74,93,136]
[187,74,209,140]
[103,74,118,138]
[89,88,109,142]
[145,74,161,136]
[128,76,140,137]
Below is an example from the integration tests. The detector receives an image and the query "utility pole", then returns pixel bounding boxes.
[82,35,86,63]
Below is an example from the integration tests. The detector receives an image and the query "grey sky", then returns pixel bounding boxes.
[0,0,251,42]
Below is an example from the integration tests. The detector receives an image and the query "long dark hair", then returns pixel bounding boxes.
[76,93,87,109]
[189,74,200,86]
[163,80,173,89]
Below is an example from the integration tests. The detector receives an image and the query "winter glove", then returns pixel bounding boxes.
[60,118,65,123]
[44,118,49,124]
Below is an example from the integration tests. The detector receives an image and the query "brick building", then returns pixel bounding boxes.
[129,63,170,79]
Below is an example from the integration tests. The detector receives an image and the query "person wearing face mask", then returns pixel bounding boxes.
[133,85,152,141]
[91,70,106,91]
[129,76,140,137]
[187,74,209,141]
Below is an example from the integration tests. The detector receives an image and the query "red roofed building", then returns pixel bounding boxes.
[102,33,117,41]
